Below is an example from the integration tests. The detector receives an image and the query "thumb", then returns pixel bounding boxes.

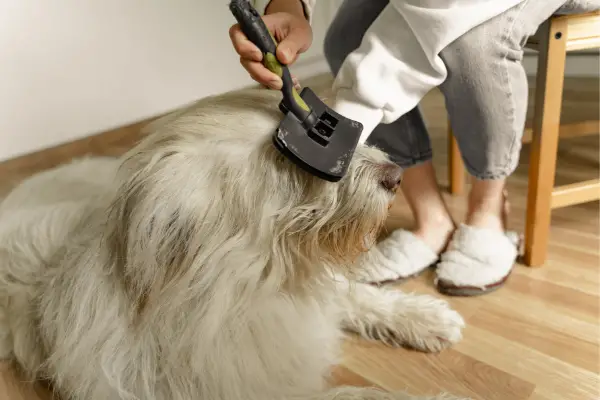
[276,31,306,65]
[261,13,312,65]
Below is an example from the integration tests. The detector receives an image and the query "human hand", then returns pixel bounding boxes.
[229,8,312,90]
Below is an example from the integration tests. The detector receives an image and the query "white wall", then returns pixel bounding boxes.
[0,0,337,162]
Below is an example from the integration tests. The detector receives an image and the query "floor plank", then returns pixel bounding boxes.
[342,338,536,400]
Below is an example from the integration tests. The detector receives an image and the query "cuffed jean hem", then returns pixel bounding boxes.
[464,155,520,180]
[384,149,433,169]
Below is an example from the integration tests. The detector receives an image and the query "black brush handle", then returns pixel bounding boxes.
[229,0,316,128]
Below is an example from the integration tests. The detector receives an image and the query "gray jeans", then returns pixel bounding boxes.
[324,0,599,179]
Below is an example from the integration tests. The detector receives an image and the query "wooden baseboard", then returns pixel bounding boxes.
[0,118,152,179]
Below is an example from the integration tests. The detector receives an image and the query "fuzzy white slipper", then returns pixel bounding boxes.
[356,229,439,284]
[435,224,521,296]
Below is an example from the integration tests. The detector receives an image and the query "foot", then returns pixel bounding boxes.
[413,213,456,256]
[435,190,521,296]
[463,207,504,232]
[356,215,455,284]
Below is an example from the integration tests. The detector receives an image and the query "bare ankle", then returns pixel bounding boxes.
[465,211,504,232]
[465,179,508,232]
[466,197,509,232]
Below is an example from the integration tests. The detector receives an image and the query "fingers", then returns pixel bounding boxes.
[275,27,312,65]
[229,12,311,90]
[276,46,299,65]
[240,57,282,90]
[230,23,280,88]
[258,77,300,91]
[229,24,262,62]
[238,59,301,91]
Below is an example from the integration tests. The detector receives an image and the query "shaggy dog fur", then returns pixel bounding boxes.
[0,88,467,400]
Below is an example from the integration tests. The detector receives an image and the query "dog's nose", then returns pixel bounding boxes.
[380,164,402,192]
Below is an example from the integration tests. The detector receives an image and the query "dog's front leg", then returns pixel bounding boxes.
[332,275,464,352]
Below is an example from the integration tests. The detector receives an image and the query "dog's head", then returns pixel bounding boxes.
[107,89,401,299]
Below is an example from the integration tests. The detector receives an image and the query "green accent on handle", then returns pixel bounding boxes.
[262,53,310,112]
[263,53,283,77]
[292,88,310,112]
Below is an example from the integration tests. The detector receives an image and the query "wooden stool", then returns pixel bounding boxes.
[447,11,600,266]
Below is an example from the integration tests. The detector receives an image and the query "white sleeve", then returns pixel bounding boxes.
[331,0,526,143]
[251,0,316,22]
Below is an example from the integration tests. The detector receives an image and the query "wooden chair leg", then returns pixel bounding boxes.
[448,123,465,195]
[524,18,568,267]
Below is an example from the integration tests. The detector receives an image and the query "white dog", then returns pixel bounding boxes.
[0,89,467,400]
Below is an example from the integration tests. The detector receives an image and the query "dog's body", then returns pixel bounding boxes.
[0,89,466,400]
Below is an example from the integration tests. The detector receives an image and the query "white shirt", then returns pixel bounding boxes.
[253,0,525,143]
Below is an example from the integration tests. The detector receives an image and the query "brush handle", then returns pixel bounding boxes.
[229,0,316,127]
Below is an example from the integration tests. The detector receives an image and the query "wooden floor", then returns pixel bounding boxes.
[0,74,598,400]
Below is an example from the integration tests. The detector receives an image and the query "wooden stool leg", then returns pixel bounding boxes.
[524,18,568,266]
[448,123,465,195]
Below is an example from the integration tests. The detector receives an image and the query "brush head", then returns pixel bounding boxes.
[273,87,363,183]
[227,1,362,181]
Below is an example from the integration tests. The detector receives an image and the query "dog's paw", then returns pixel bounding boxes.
[398,295,464,353]
[360,293,464,353]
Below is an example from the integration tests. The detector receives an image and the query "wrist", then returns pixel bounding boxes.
[264,0,308,20]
